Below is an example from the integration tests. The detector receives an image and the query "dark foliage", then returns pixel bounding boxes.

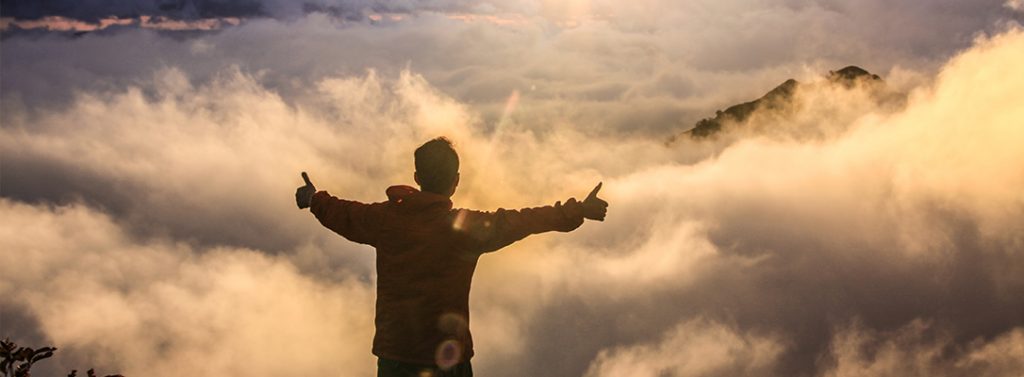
[1,338,54,377]
[1,338,122,377]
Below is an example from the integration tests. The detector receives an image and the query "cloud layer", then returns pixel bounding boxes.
[0,198,377,376]
[2,2,1024,377]
[4,0,1021,136]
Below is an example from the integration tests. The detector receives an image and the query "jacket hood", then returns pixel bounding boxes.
[386,185,453,212]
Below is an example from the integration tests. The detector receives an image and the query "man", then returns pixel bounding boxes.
[295,137,608,377]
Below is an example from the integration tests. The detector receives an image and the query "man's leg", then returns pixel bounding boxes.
[377,358,473,377]
[439,361,472,377]
[377,358,428,377]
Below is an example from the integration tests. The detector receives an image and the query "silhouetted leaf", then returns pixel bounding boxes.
[1,339,16,353]
[30,350,53,363]
[15,347,32,361]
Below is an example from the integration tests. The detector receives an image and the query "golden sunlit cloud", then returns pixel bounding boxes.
[2,3,1023,376]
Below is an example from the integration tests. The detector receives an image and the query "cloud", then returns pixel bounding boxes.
[1006,0,1024,12]
[2,7,1024,377]
[584,318,783,377]
[0,198,377,377]
[4,1,1022,137]
[823,320,1024,377]
[0,65,500,263]
[0,0,264,22]
[509,28,1024,376]
[0,0,485,23]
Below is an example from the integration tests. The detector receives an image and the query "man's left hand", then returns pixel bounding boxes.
[582,182,608,221]
[296,171,317,209]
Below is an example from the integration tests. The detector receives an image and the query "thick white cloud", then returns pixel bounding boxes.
[0,199,377,377]
[3,0,1021,136]
[824,320,1024,377]
[585,318,783,377]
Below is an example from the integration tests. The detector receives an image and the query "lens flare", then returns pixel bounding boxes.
[435,339,463,370]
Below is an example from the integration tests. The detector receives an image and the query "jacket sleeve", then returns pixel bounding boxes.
[455,198,586,254]
[309,191,387,246]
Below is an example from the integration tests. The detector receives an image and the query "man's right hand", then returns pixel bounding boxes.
[296,172,317,209]
[582,182,608,221]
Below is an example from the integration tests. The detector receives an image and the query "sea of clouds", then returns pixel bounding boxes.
[2,1,1023,376]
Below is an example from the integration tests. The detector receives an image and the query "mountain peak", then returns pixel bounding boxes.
[828,66,882,86]
[675,66,886,141]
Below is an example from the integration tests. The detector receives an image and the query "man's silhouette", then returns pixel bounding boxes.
[295,137,607,377]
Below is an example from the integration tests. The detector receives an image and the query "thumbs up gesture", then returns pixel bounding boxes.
[296,172,317,209]
[582,182,608,221]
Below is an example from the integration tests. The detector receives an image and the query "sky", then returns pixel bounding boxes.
[2,1,1024,376]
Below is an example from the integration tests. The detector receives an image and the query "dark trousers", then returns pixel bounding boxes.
[377,358,473,377]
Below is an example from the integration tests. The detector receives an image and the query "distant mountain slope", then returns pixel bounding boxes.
[679,66,885,140]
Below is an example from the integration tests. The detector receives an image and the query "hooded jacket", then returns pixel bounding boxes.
[310,185,585,365]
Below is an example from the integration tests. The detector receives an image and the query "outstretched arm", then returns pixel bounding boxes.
[295,172,384,246]
[459,182,608,253]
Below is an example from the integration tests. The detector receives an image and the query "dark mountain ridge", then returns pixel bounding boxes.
[676,66,888,141]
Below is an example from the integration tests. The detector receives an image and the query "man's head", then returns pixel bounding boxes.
[414,137,460,196]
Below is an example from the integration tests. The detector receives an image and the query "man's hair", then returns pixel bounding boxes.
[415,137,459,194]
